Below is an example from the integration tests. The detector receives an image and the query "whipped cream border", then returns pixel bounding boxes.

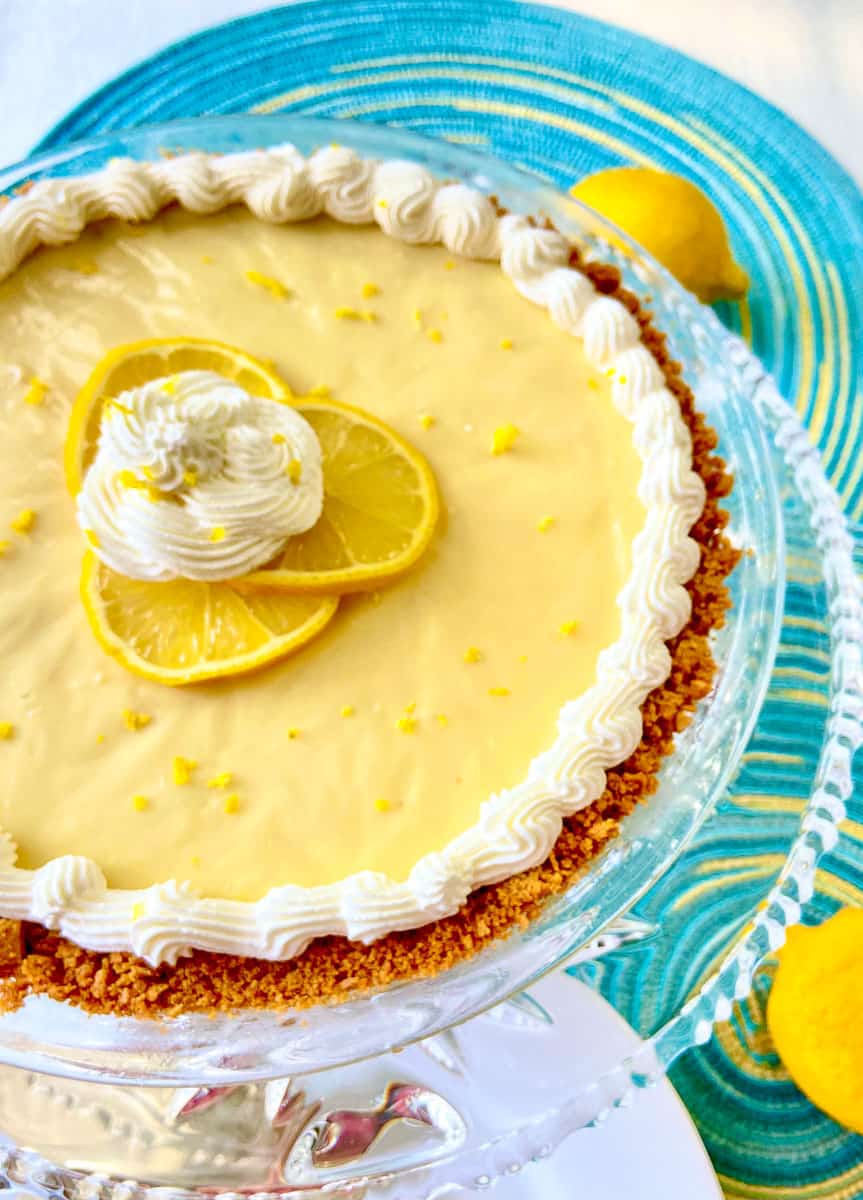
[0,146,705,966]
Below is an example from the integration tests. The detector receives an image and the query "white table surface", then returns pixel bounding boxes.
[1,0,862,186]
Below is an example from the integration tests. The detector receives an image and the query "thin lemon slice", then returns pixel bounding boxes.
[81,552,338,686]
[64,337,292,495]
[242,398,440,594]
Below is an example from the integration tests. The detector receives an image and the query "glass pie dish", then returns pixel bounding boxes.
[0,115,858,1199]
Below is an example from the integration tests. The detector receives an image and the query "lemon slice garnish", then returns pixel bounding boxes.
[80,552,337,686]
[242,398,439,594]
[67,339,440,681]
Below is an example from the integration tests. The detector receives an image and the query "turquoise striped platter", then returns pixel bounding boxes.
[32,4,863,1195]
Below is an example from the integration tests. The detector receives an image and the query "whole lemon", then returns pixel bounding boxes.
[767,908,863,1134]
[571,167,748,304]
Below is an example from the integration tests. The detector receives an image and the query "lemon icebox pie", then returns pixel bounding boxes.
[0,145,737,1015]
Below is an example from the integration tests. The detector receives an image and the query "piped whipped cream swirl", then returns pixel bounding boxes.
[77,371,323,581]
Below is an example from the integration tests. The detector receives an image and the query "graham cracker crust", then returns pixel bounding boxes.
[0,255,740,1018]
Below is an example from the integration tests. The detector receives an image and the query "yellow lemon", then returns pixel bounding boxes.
[570,167,748,304]
[64,336,292,495]
[767,908,863,1133]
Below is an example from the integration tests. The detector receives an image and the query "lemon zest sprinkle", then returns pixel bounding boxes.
[23,377,47,406]
[207,772,233,790]
[183,468,198,487]
[245,269,290,299]
[172,756,197,786]
[587,378,599,390]
[287,726,301,739]
[618,375,628,384]
[419,413,436,430]
[161,376,179,396]
[463,646,482,664]
[361,282,380,298]
[404,701,417,714]
[377,198,389,209]
[223,794,241,814]
[142,465,157,481]
[132,794,149,812]
[360,310,378,323]
[427,328,443,344]
[559,620,579,636]
[443,259,456,270]
[341,705,355,718]
[396,716,417,734]
[10,508,36,534]
[122,709,151,732]
[0,540,10,556]
[334,306,361,320]
[286,458,303,484]
[131,902,145,921]
[145,486,165,503]
[104,397,133,416]
[518,654,528,664]
[190,855,202,868]
[605,367,616,378]
[308,384,331,398]
[435,713,449,727]
[272,433,286,445]
[96,733,105,744]
[117,469,143,489]
[208,526,226,543]
[412,308,423,327]
[499,338,514,351]
[491,424,520,455]
[0,723,14,741]
[200,255,213,265]
[374,797,392,813]
[489,686,511,697]
[537,515,556,533]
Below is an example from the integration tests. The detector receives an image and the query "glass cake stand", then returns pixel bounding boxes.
[0,116,859,1198]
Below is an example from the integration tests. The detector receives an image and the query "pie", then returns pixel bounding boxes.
[0,145,738,1015]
